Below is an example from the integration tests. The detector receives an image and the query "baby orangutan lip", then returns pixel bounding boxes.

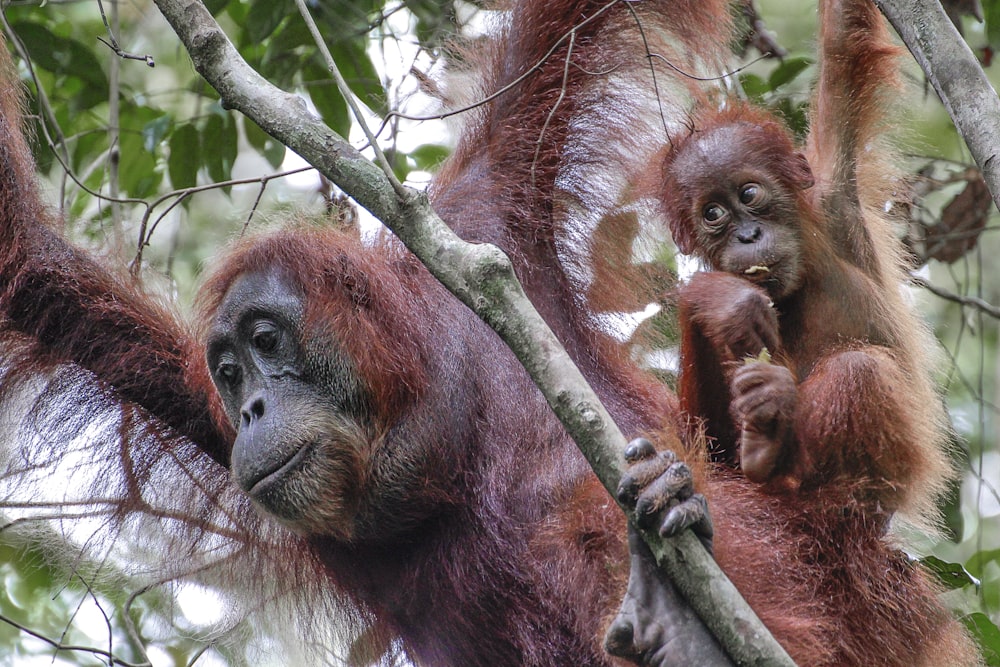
[744,265,771,275]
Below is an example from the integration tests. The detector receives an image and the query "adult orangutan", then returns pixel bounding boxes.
[0,1,978,666]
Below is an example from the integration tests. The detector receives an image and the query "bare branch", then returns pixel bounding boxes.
[96,0,155,67]
[876,0,1000,212]
[291,0,404,196]
[0,612,151,667]
[909,272,1000,319]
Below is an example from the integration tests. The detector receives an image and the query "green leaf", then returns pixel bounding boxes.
[259,20,317,89]
[246,0,290,44]
[261,46,309,91]
[937,477,964,543]
[767,57,812,90]
[984,0,1000,52]
[383,147,410,182]
[143,114,173,154]
[739,73,768,100]
[102,101,165,199]
[169,122,201,191]
[303,61,349,137]
[919,555,979,590]
[201,110,239,191]
[314,0,381,42]
[118,128,161,199]
[967,548,1000,578]
[11,21,108,107]
[406,0,459,47]
[264,16,313,57]
[225,0,248,26]
[329,41,385,112]
[410,144,451,172]
[245,120,286,170]
[71,129,107,174]
[773,98,809,140]
[12,22,63,75]
[203,0,230,15]
[962,613,1000,666]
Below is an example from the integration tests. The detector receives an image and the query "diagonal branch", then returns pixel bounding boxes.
[149,1,792,664]
[875,0,1000,212]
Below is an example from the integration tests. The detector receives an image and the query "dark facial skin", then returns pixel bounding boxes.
[206,268,369,539]
[670,124,812,302]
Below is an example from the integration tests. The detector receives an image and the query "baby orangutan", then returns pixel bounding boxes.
[604,0,969,665]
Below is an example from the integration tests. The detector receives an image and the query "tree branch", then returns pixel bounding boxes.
[0,611,150,667]
[149,1,793,664]
[909,272,1000,319]
[875,0,1000,212]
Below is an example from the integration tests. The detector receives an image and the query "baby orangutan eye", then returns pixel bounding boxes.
[702,203,728,228]
[739,183,766,206]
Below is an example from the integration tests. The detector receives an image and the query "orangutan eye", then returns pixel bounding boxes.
[215,360,242,390]
[739,183,766,206]
[251,322,280,353]
[702,203,728,228]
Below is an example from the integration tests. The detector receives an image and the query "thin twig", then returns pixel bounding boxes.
[376,0,623,134]
[131,166,313,272]
[106,0,122,231]
[0,612,151,667]
[377,0,768,136]
[96,0,154,67]
[185,645,212,667]
[80,579,117,667]
[292,0,404,196]
[645,51,773,83]
[909,271,1000,319]
[530,32,574,188]
[240,177,272,236]
[621,1,672,138]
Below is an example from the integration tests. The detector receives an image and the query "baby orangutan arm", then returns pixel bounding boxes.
[730,359,798,486]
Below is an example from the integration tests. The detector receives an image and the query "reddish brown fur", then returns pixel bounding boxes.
[662,0,951,519]
[0,58,232,467]
[662,104,816,258]
[197,230,431,431]
[0,2,978,667]
[642,1,977,664]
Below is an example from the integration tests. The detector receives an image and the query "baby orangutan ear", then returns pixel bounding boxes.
[789,151,815,190]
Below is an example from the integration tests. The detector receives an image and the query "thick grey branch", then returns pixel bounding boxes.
[151,1,792,663]
[876,0,1000,212]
